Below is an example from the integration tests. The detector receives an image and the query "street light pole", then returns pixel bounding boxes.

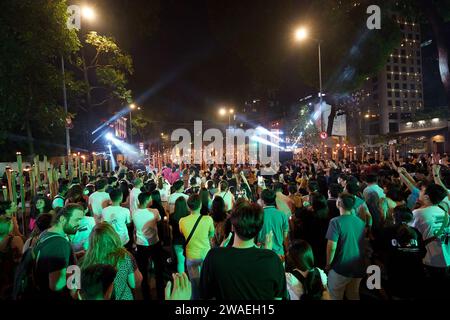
[130,111,133,145]
[61,55,71,157]
[318,40,324,133]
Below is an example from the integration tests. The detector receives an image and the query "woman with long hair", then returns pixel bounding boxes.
[169,197,190,273]
[297,192,330,269]
[199,188,211,216]
[119,180,130,206]
[29,195,53,231]
[286,240,329,300]
[80,223,142,300]
[210,196,228,247]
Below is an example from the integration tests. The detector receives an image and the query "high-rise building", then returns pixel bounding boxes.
[350,16,424,141]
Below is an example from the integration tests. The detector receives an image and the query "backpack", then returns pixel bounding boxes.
[12,233,64,300]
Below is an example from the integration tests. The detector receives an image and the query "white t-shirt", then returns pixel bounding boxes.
[286,268,328,300]
[88,191,111,218]
[132,208,161,246]
[363,184,385,200]
[129,187,142,214]
[158,183,171,202]
[168,192,189,213]
[410,205,450,267]
[102,205,131,245]
[215,191,234,212]
[71,216,96,252]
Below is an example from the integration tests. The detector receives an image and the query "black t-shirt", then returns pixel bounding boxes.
[34,231,75,299]
[379,224,426,297]
[297,209,330,269]
[200,247,287,300]
[227,178,237,190]
[327,199,340,219]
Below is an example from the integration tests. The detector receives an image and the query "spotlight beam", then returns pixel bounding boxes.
[250,135,285,151]
[92,107,131,136]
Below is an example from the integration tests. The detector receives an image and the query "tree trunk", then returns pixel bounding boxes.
[82,48,94,150]
[82,49,93,109]
[419,0,450,109]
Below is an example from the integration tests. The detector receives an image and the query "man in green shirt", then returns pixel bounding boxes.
[326,193,366,300]
[257,189,289,258]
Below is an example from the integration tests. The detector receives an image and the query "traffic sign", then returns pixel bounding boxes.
[320,132,328,140]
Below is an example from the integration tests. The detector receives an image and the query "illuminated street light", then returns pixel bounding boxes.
[129,103,140,145]
[82,6,96,21]
[219,107,235,128]
[293,26,324,138]
[294,27,308,41]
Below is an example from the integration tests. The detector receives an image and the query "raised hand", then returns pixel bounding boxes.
[165,273,192,301]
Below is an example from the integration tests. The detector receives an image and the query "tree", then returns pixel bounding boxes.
[0,0,80,158]
[131,113,152,142]
[70,31,134,137]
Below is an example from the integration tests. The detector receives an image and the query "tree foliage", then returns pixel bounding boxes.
[0,0,80,157]
[131,113,152,141]
[73,31,134,110]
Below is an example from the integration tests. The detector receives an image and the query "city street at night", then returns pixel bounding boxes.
[1,0,450,316]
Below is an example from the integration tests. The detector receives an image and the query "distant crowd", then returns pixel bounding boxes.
[0,154,449,300]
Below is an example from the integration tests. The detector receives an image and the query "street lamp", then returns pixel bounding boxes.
[129,103,139,145]
[295,27,308,41]
[218,107,235,128]
[63,6,97,157]
[82,6,97,21]
[294,27,324,132]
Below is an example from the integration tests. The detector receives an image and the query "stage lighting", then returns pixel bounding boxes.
[106,133,113,141]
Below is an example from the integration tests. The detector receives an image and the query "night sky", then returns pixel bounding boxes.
[79,0,314,133]
[77,0,446,133]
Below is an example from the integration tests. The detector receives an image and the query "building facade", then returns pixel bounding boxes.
[349,16,424,142]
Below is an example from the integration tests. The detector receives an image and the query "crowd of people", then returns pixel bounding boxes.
[0,154,449,300]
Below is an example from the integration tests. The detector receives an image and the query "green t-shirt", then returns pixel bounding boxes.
[326,215,366,277]
[258,206,289,255]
